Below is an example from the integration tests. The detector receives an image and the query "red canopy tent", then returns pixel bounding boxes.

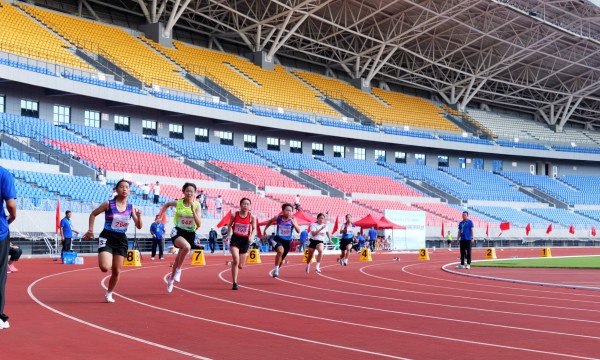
[378,216,405,230]
[352,214,387,229]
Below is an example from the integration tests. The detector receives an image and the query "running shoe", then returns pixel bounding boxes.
[456,264,465,269]
[167,277,174,293]
[339,258,343,266]
[8,264,17,272]
[305,264,310,273]
[0,320,9,329]
[105,292,115,303]
[315,267,321,273]
[343,259,348,266]
[272,268,279,278]
[173,268,182,282]
[151,257,155,261]
[466,264,471,269]
[232,282,238,290]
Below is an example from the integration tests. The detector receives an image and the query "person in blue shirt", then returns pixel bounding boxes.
[457,211,475,269]
[357,232,366,249]
[60,210,79,260]
[150,215,165,260]
[368,227,377,252]
[298,228,309,253]
[0,166,17,330]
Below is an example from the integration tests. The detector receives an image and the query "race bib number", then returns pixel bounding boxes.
[234,223,249,235]
[346,227,354,235]
[98,237,107,248]
[279,226,292,237]
[170,228,177,237]
[178,215,194,228]
[111,215,129,231]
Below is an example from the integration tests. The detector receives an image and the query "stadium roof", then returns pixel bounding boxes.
[67,1,600,128]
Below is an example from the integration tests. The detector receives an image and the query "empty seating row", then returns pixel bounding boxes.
[211,161,306,190]
[304,170,423,196]
[249,149,336,172]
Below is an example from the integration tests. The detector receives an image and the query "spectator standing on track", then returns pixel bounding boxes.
[208,226,218,253]
[221,225,229,254]
[227,198,256,290]
[7,242,22,273]
[153,181,161,204]
[157,183,201,293]
[263,203,301,278]
[298,227,308,253]
[305,213,330,274]
[85,179,142,303]
[457,211,475,269]
[446,230,453,251]
[60,210,78,261]
[339,214,356,266]
[0,166,16,330]
[368,227,377,252]
[150,215,165,260]
[357,232,366,249]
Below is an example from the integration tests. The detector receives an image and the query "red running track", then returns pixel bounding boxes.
[3,248,600,359]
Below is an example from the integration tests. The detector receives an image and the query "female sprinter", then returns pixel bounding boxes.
[263,203,301,278]
[305,213,330,274]
[227,197,256,290]
[339,214,356,266]
[157,183,201,293]
[85,179,142,303]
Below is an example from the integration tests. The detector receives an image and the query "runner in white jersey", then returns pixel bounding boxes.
[305,213,330,274]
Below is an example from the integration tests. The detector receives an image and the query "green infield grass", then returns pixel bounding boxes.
[471,256,600,268]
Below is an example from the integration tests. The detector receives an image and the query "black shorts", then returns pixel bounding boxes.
[273,236,292,256]
[230,234,250,254]
[308,240,323,249]
[447,240,452,244]
[171,227,199,249]
[340,238,353,249]
[98,229,128,257]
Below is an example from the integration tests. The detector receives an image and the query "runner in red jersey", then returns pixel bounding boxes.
[227,198,256,290]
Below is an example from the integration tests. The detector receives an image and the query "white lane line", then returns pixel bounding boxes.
[312,263,600,314]
[27,267,212,359]
[350,261,600,307]
[399,260,600,299]
[440,262,600,292]
[102,272,412,359]
[203,268,599,359]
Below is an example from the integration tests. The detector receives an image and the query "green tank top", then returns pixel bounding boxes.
[174,199,200,231]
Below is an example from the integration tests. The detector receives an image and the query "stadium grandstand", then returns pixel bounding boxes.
[0,0,599,257]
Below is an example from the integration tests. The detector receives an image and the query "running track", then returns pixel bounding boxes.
[3,247,600,359]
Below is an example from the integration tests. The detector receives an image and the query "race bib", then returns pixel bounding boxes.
[111,215,129,231]
[170,228,177,237]
[98,237,107,248]
[346,227,354,235]
[234,223,249,235]
[178,215,194,229]
[279,226,292,237]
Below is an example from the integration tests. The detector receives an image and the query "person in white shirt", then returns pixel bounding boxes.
[153,181,160,204]
[142,183,150,200]
[294,194,300,211]
[215,195,223,215]
[305,213,330,274]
